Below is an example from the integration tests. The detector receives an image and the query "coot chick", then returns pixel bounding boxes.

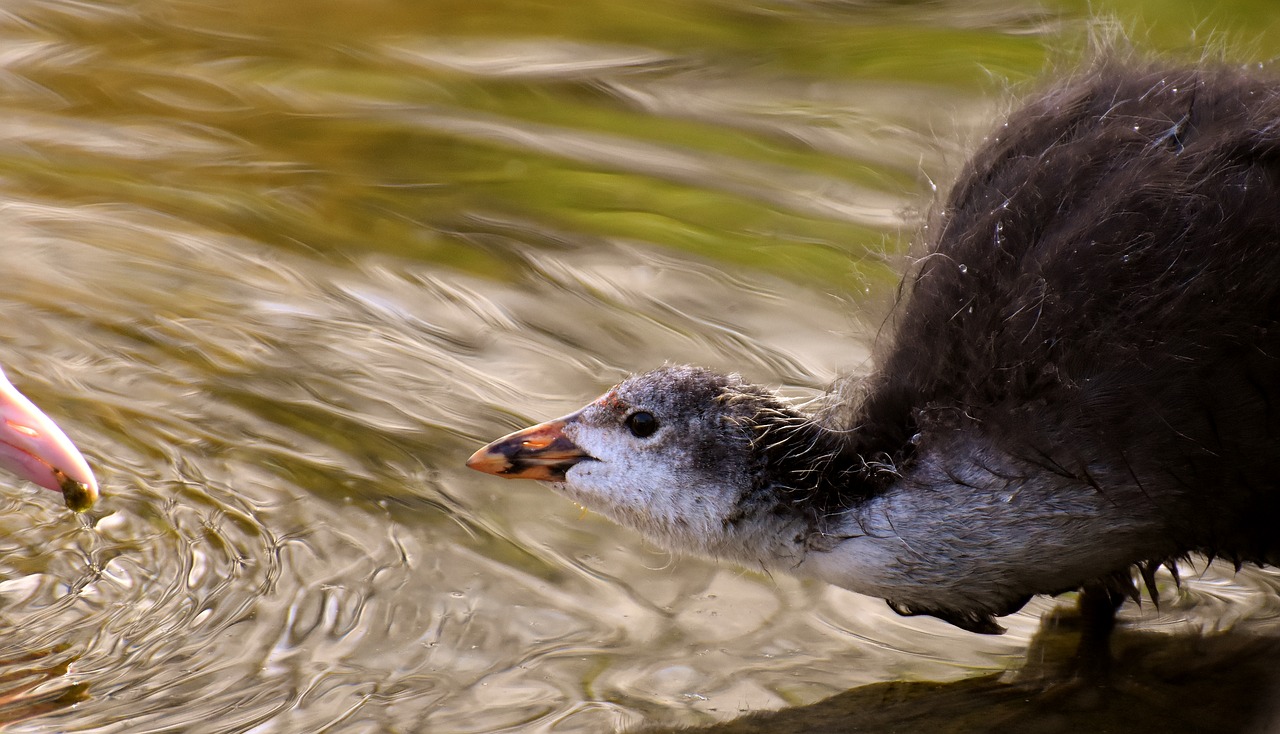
[468,66,1280,641]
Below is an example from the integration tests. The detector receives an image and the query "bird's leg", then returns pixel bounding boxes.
[1071,582,1125,681]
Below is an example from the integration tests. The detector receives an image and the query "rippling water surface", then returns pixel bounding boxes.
[2,1,1280,731]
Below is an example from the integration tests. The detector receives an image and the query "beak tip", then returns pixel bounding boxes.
[57,471,98,512]
[465,445,511,477]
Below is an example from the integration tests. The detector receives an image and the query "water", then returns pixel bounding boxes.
[0,0,1279,731]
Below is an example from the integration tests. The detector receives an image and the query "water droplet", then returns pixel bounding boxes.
[958,264,968,273]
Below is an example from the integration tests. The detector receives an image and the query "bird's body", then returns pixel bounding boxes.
[469,65,1280,636]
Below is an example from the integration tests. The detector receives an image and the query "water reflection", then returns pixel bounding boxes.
[1,0,1279,731]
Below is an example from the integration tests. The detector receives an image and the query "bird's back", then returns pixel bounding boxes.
[864,66,1280,565]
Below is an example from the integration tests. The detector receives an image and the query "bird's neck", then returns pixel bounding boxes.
[722,422,1173,626]
[713,405,893,568]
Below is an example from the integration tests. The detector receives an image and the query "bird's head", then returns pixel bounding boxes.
[467,365,798,554]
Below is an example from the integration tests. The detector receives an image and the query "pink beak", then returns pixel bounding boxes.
[0,368,98,512]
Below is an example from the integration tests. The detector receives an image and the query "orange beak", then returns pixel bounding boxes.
[466,414,593,482]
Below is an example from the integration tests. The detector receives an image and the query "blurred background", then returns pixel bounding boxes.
[0,0,1278,731]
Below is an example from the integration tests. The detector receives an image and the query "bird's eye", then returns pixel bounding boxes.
[625,411,659,438]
